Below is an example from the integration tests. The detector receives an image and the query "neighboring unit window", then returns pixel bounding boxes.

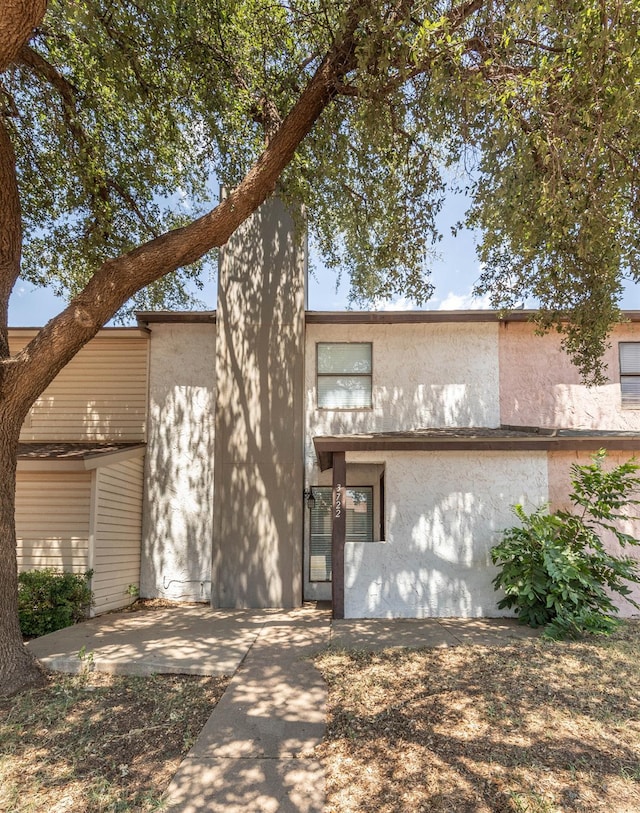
[309,486,374,582]
[379,471,385,542]
[620,343,640,408]
[317,342,372,409]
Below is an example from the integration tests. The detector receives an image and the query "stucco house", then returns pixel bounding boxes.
[14,199,640,619]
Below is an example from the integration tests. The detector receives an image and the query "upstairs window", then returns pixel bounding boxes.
[317,342,372,409]
[620,343,640,408]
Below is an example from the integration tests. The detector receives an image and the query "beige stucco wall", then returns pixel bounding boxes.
[341,449,548,618]
[548,450,640,616]
[140,322,216,601]
[304,322,501,481]
[499,321,640,429]
[11,329,148,442]
[304,321,501,604]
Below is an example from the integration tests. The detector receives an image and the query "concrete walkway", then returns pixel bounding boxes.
[164,609,330,812]
[26,607,540,812]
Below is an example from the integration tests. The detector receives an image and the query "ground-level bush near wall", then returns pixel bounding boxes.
[491,451,640,639]
[18,569,93,637]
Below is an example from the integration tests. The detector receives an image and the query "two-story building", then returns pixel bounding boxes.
[14,198,640,619]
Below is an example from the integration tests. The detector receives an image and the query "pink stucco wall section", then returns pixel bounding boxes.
[501,322,640,616]
[548,451,640,616]
[499,321,640,430]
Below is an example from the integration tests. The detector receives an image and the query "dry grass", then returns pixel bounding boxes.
[4,611,640,812]
[0,670,228,812]
[316,621,640,813]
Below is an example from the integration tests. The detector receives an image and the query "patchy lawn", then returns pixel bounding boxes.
[0,670,228,812]
[316,621,640,813]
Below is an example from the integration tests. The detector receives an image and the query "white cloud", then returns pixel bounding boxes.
[437,288,493,311]
[374,296,416,311]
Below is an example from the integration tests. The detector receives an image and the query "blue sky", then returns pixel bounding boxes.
[8,191,639,325]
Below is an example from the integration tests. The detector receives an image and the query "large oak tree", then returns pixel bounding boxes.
[1,0,638,695]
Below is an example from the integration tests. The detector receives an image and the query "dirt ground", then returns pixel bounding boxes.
[0,670,228,812]
[315,622,640,813]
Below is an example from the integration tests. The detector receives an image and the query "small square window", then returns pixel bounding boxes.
[317,342,372,409]
[620,343,640,408]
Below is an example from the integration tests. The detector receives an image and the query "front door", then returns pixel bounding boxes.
[303,486,374,601]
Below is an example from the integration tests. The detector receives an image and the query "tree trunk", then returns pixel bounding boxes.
[0,414,46,696]
[0,56,44,695]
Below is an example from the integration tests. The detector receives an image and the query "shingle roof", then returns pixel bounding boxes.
[17,442,145,461]
[312,427,640,470]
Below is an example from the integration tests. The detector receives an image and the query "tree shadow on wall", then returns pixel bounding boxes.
[212,198,306,608]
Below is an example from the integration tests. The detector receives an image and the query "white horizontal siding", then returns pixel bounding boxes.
[16,471,91,574]
[92,457,144,614]
[11,331,148,442]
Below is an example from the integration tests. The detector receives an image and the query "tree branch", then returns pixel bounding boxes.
[513,37,565,54]
[335,0,487,100]
[6,0,368,407]
[0,0,46,72]
[0,117,21,359]
[449,0,485,29]
[5,0,491,404]
[334,80,362,97]
[17,44,84,150]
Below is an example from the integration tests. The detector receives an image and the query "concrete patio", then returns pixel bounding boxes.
[26,604,540,678]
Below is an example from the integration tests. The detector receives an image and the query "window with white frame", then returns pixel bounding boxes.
[620,343,640,408]
[317,342,372,409]
[308,486,374,582]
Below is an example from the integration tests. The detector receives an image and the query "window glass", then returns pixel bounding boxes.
[317,343,372,408]
[317,343,372,374]
[317,375,371,408]
[620,343,640,408]
[621,379,640,407]
[309,489,332,582]
[309,486,374,582]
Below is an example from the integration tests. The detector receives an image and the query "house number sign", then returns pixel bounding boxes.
[335,484,342,519]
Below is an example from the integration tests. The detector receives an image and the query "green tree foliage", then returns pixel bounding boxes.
[3,1,639,376]
[491,452,640,638]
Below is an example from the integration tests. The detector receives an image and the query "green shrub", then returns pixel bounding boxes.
[18,569,94,637]
[491,451,640,639]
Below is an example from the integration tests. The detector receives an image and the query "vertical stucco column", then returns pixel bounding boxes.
[212,197,306,608]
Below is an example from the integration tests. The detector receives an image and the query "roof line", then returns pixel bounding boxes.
[305,309,640,324]
[134,309,640,327]
[313,430,640,471]
[135,310,216,325]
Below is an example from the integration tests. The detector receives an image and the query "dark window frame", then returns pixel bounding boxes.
[619,342,640,409]
[316,341,373,410]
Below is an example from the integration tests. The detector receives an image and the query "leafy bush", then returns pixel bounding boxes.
[18,569,94,637]
[491,451,640,638]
